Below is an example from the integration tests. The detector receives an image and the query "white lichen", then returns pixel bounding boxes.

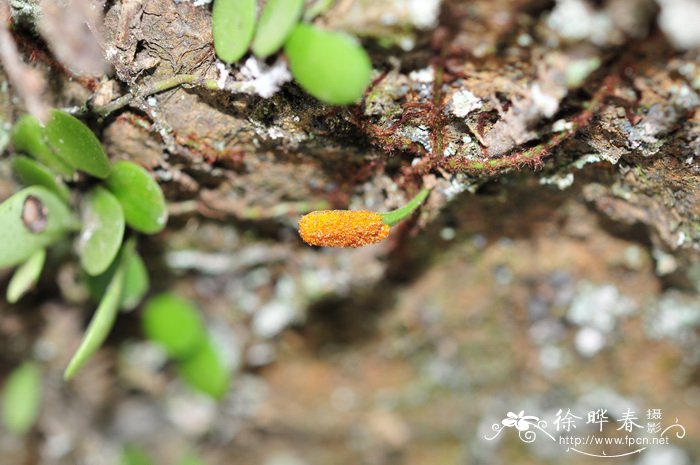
[449,89,483,118]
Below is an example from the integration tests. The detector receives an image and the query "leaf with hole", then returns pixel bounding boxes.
[0,186,79,269]
[6,249,46,303]
[2,362,41,435]
[212,0,257,64]
[44,110,111,179]
[177,339,230,400]
[142,293,207,359]
[251,0,303,58]
[285,24,372,105]
[105,161,167,234]
[64,256,125,379]
[78,187,125,276]
[11,115,74,177]
[12,156,71,202]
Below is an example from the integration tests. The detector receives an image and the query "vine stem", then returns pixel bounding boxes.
[378,188,430,226]
[91,74,220,117]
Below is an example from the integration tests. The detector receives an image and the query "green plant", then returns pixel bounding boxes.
[1,111,166,379]
[1,362,41,435]
[142,293,231,400]
[211,0,372,105]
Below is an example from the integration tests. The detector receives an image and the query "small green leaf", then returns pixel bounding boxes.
[177,453,208,465]
[212,0,257,64]
[0,186,79,269]
[285,24,372,105]
[251,0,303,58]
[44,110,111,179]
[2,362,41,435]
[64,257,125,379]
[6,249,46,303]
[120,445,155,465]
[142,294,207,359]
[12,156,71,202]
[11,115,74,177]
[105,161,167,234]
[78,187,125,276]
[121,247,149,311]
[177,339,230,400]
[378,188,430,226]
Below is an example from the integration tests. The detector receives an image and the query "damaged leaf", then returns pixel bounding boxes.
[0,187,78,269]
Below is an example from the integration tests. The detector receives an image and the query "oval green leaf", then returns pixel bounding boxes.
[0,186,79,269]
[120,445,156,465]
[44,110,111,179]
[2,362,41,435]
[121,247,149,311]
[212,0,257,64]
[11,115,75,177]
[105,161,167,234]
[64,258,125,380]
[251,0,303,58]
[285,24,372,105]
[78,187,125,276]
[12,156,71,202]
[142,294,207,359]
[6,249,46,303]
[177,339,230,399]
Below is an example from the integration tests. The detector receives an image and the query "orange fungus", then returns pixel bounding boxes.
[298,210,390,248]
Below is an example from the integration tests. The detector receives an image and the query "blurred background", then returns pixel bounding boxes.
[1,0,699,464]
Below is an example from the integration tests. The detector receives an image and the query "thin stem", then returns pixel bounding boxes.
[378,188,430,226]
[92,74,219,117]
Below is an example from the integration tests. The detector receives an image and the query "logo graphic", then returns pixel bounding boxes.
[484,408,686,458]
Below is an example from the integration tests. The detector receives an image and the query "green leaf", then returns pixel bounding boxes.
[377,188,430,226]
[285,24,372,105]
[142,294,207,359]
[212,0,257,64]
[0,186,79,269]
[177,339,230,400]
[251,0,303,58]
[12,156,71,202]
[64,256,126,379]
[11,115,75,177]
[177,453,208,465]
[78,187,125,276]
[2,362,41,435]
[120,247,149,311]
[105,161,168,234]
[6,249,46,303]
[120,445,155,465]
[44,110,111,179]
